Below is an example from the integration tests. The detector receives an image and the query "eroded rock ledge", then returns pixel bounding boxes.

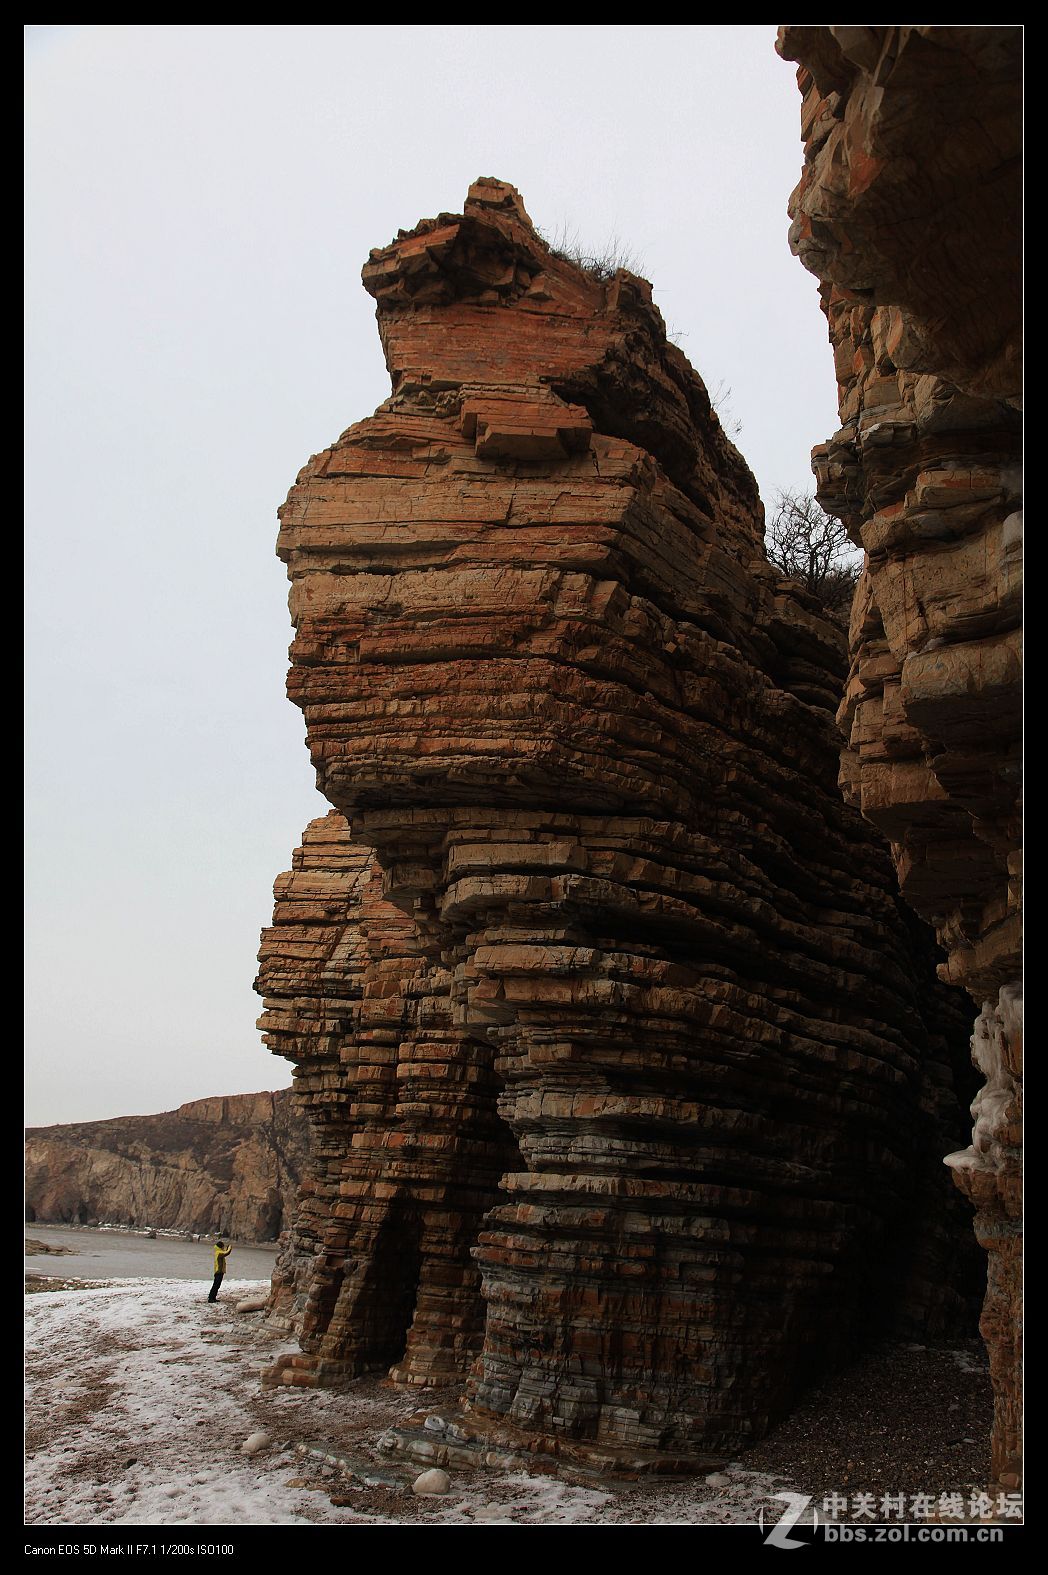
[256,178,979,1470]
[777,25,1022,1489]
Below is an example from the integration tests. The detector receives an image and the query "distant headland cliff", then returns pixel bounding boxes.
[25,1089,306,1243]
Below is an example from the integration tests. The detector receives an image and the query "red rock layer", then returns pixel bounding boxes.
[778,26,1022,1489]
[259,179,979,1468]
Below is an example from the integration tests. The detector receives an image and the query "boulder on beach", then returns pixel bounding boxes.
[412,1468,451,1496]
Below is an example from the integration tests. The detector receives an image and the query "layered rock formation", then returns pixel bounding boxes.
[256,811,516,1384]
[258,178,980,1470]
[25,1090,307,1242]
[778,26,1022,1489]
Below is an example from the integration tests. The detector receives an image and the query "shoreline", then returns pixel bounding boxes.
[24,1224,281,1287]
[26,1219,281,1248]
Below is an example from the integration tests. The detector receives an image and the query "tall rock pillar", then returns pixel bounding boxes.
[258,177,981,1470]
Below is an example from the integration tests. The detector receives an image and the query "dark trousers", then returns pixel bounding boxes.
[208,1272,224,1302]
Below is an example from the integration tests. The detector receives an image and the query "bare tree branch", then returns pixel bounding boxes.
[765,489,862,615]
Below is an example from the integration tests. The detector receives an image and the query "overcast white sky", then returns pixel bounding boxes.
[25,24,841,1125]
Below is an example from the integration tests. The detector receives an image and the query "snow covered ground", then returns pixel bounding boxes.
[25,1279,809,1528]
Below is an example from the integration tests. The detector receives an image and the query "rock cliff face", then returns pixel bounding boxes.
[257,178,980,1471]
[25,1090,307,1242]
[777,26,1022,1489]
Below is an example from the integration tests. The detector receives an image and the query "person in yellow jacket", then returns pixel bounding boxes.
[207,1239,232,1302]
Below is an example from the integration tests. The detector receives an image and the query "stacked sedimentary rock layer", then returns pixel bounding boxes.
[257,178,978,1469]
[778,26,1022,1489]
[25,1091,306,1242]
[256,811,516,1384]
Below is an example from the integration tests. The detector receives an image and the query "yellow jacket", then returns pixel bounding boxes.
[213,1243,231,1273]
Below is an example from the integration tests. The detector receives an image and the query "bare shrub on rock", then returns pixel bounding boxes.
[766,488,862,615]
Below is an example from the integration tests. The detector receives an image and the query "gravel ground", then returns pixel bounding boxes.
[742,1339,994,1509]
[26,1274,111,1294]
